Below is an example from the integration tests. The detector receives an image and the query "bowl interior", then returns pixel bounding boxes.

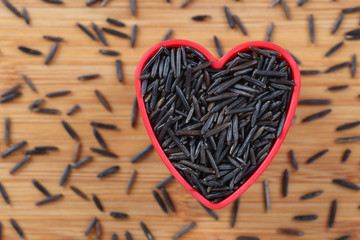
[135,39,301,209]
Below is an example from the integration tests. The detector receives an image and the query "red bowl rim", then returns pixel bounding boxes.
[135,39,301,210]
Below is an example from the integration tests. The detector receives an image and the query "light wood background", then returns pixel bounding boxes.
[0,0,360,239]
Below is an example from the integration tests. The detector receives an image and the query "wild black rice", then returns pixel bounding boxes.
[342,149,351,162]
[35,194,63,206]
[192,15,211,21]
[42,0,63,4]
[1,84,21,97]
[351,54,357,78]
[300,70,321,75]
[214,36,224,57]
[309,14,315,43]
[282,169,289,197]
[110,212,129,219]
[125,231,133,240]
[70,185,89,200]
[61,120,79,140]
[306,149,329,164]
[93,128,107,149]
[45,42,59,65]
[0,183,10,205]
[152,190,168,213]
[297,0,307,6]
[299,99,332,105]
[329,199,337,228]
[112,233,118,240]
[67,104,80,116]
[130,0,136,16]
[265,22,274,42]
[131,144,154,163]
[236,237,260,240]
[231,198,240,227]
[9,218,25,238]
[92,193,104,211]
[97,166,120,178]
[156,175,174,189]
[10,155,31,174]
[342,6,360,14]
[336,121,360,131]
[328,85,349,91]
[5,116,10,146]
[264,180,270,212]
[46,90,71,98]
[173,222,196,240]
[99,49,120,56]
[162,29,173,41]
[336,235,352,240]
[106,18,125,27]
[102,27,130,39]
[86,0,100,6]
[92,22,108,46]
[280,0,290,20]
[90,121,118,130]
[301,190,324,200]
[85,217,97,236]
[2,0,22,17]
[332,179,360,190]
[78,74,100,81]
[95,89,112,111]
[289,150,298,170]
[72,141,81,163]
[278,229,304,236]
[294,214,318,221]
[0,92,22,103]
[43,35,64,42]
[331,13,344,34]
[1,141,27,157]
[336,136,360,143]
[90,147,118,158]
[77,23,97,41]
[140,222,155,240]
[22,74,37,92]
[180,0,192,8]
[200,203,219,220]
[126,170,136,194]
[131,95,138,128]
[302,109,332,122]
[32,107,60,114]
[116,59,123,82]
[32,179,51,197]
[18,46,42,55]
[59,164,71,186]
[233,15,247,35]
[22,8,30,24]
[324,62,351,73]
[325,41,344,57]
[161,187,175,213]
[224,6,234,29]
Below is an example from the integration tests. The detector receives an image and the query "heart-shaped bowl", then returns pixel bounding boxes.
[135,39,301,210]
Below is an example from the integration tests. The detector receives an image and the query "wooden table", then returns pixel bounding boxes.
[0,0,359,239]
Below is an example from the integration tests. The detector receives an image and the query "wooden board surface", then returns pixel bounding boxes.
[0,0,360,239]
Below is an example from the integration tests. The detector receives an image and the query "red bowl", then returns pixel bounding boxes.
[135,39,301,210]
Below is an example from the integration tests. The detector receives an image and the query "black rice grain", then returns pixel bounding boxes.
[233,15,247,36]
[294,214,318,221]
[42,0,63,4]
[92,193,104,211]
[126,170,136,194]
[236,237,260,240]
[10,155,31,174]
[32,180,51,197]
[106,18,125,27]
[0,92,22,103]
[331,13,344,34]
[325,41,344,57]
[116,59,123,82]
[140,222,155,240]
[70,185,89,200]
[0,183,10,204]
[86,0,100,6]
[102,27,130,39]
[336,121,360,131]
[328,85,349,91]
[110,212,129,219]
[97,166,119,178]
[90,147,118,158]
[95,89,112,111]
[125,231,133,240]
[2,0,22,17]
[224,6,234,29]
[32,107,60,114]
[299,99,332,105]
[336,235,352,240]
[282,169,289,197]
[301,190,324,200]
[324,62,351,73]
[112,233,118,240]
[329,199,337,228]
[59,164,71,186]
[265,22,274,42]
[10,218,25,238]
[131,24,137,48]
[18,46,42,55]
[287,50,301,65]
[278,229,304,236]
[131,95,138,128]
[231,198,240,227]
[172,222,196,240]
[46,90,71,98]
[84,217,97,236]
[43,35,64,42]
[351,54,357,78]
[200,203,219,220]
[214,36,224,57]
[1,141,27,157]
[264,180,270,212]
[300,70,321,75]
[161,187,175,212]
[96,220,101,240]
[99,49,120,56]
[289,150,298,170]
[5,117,10,146]
[77,23,97,41]
[152,190,168,213]
[297,0,307,6]
[336,136,360,143]
[280,0,290,20]
[90,121,118,130]
[309,14,315,43]
[78,74,100,81]
[93,128,107,149]
[156,175,174,189]
[67,104,80,116]
[180,0,192,8]
[45,42,59,65]
[22,8,30,24]
[162,28,173,41]
[61,120,78,140]
[302,109,332,122]
[342,149,351,162]
[35,194,63,206]
[131,144,154,163]
[192,15,211,21]
[342,6,360,14]
[332,179,360,190]
[306,149,329,164]
[22,74,37,92]
[92,22,108,46]
[130,0,136,16]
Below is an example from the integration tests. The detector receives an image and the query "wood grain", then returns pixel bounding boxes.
[1,0,360,239]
